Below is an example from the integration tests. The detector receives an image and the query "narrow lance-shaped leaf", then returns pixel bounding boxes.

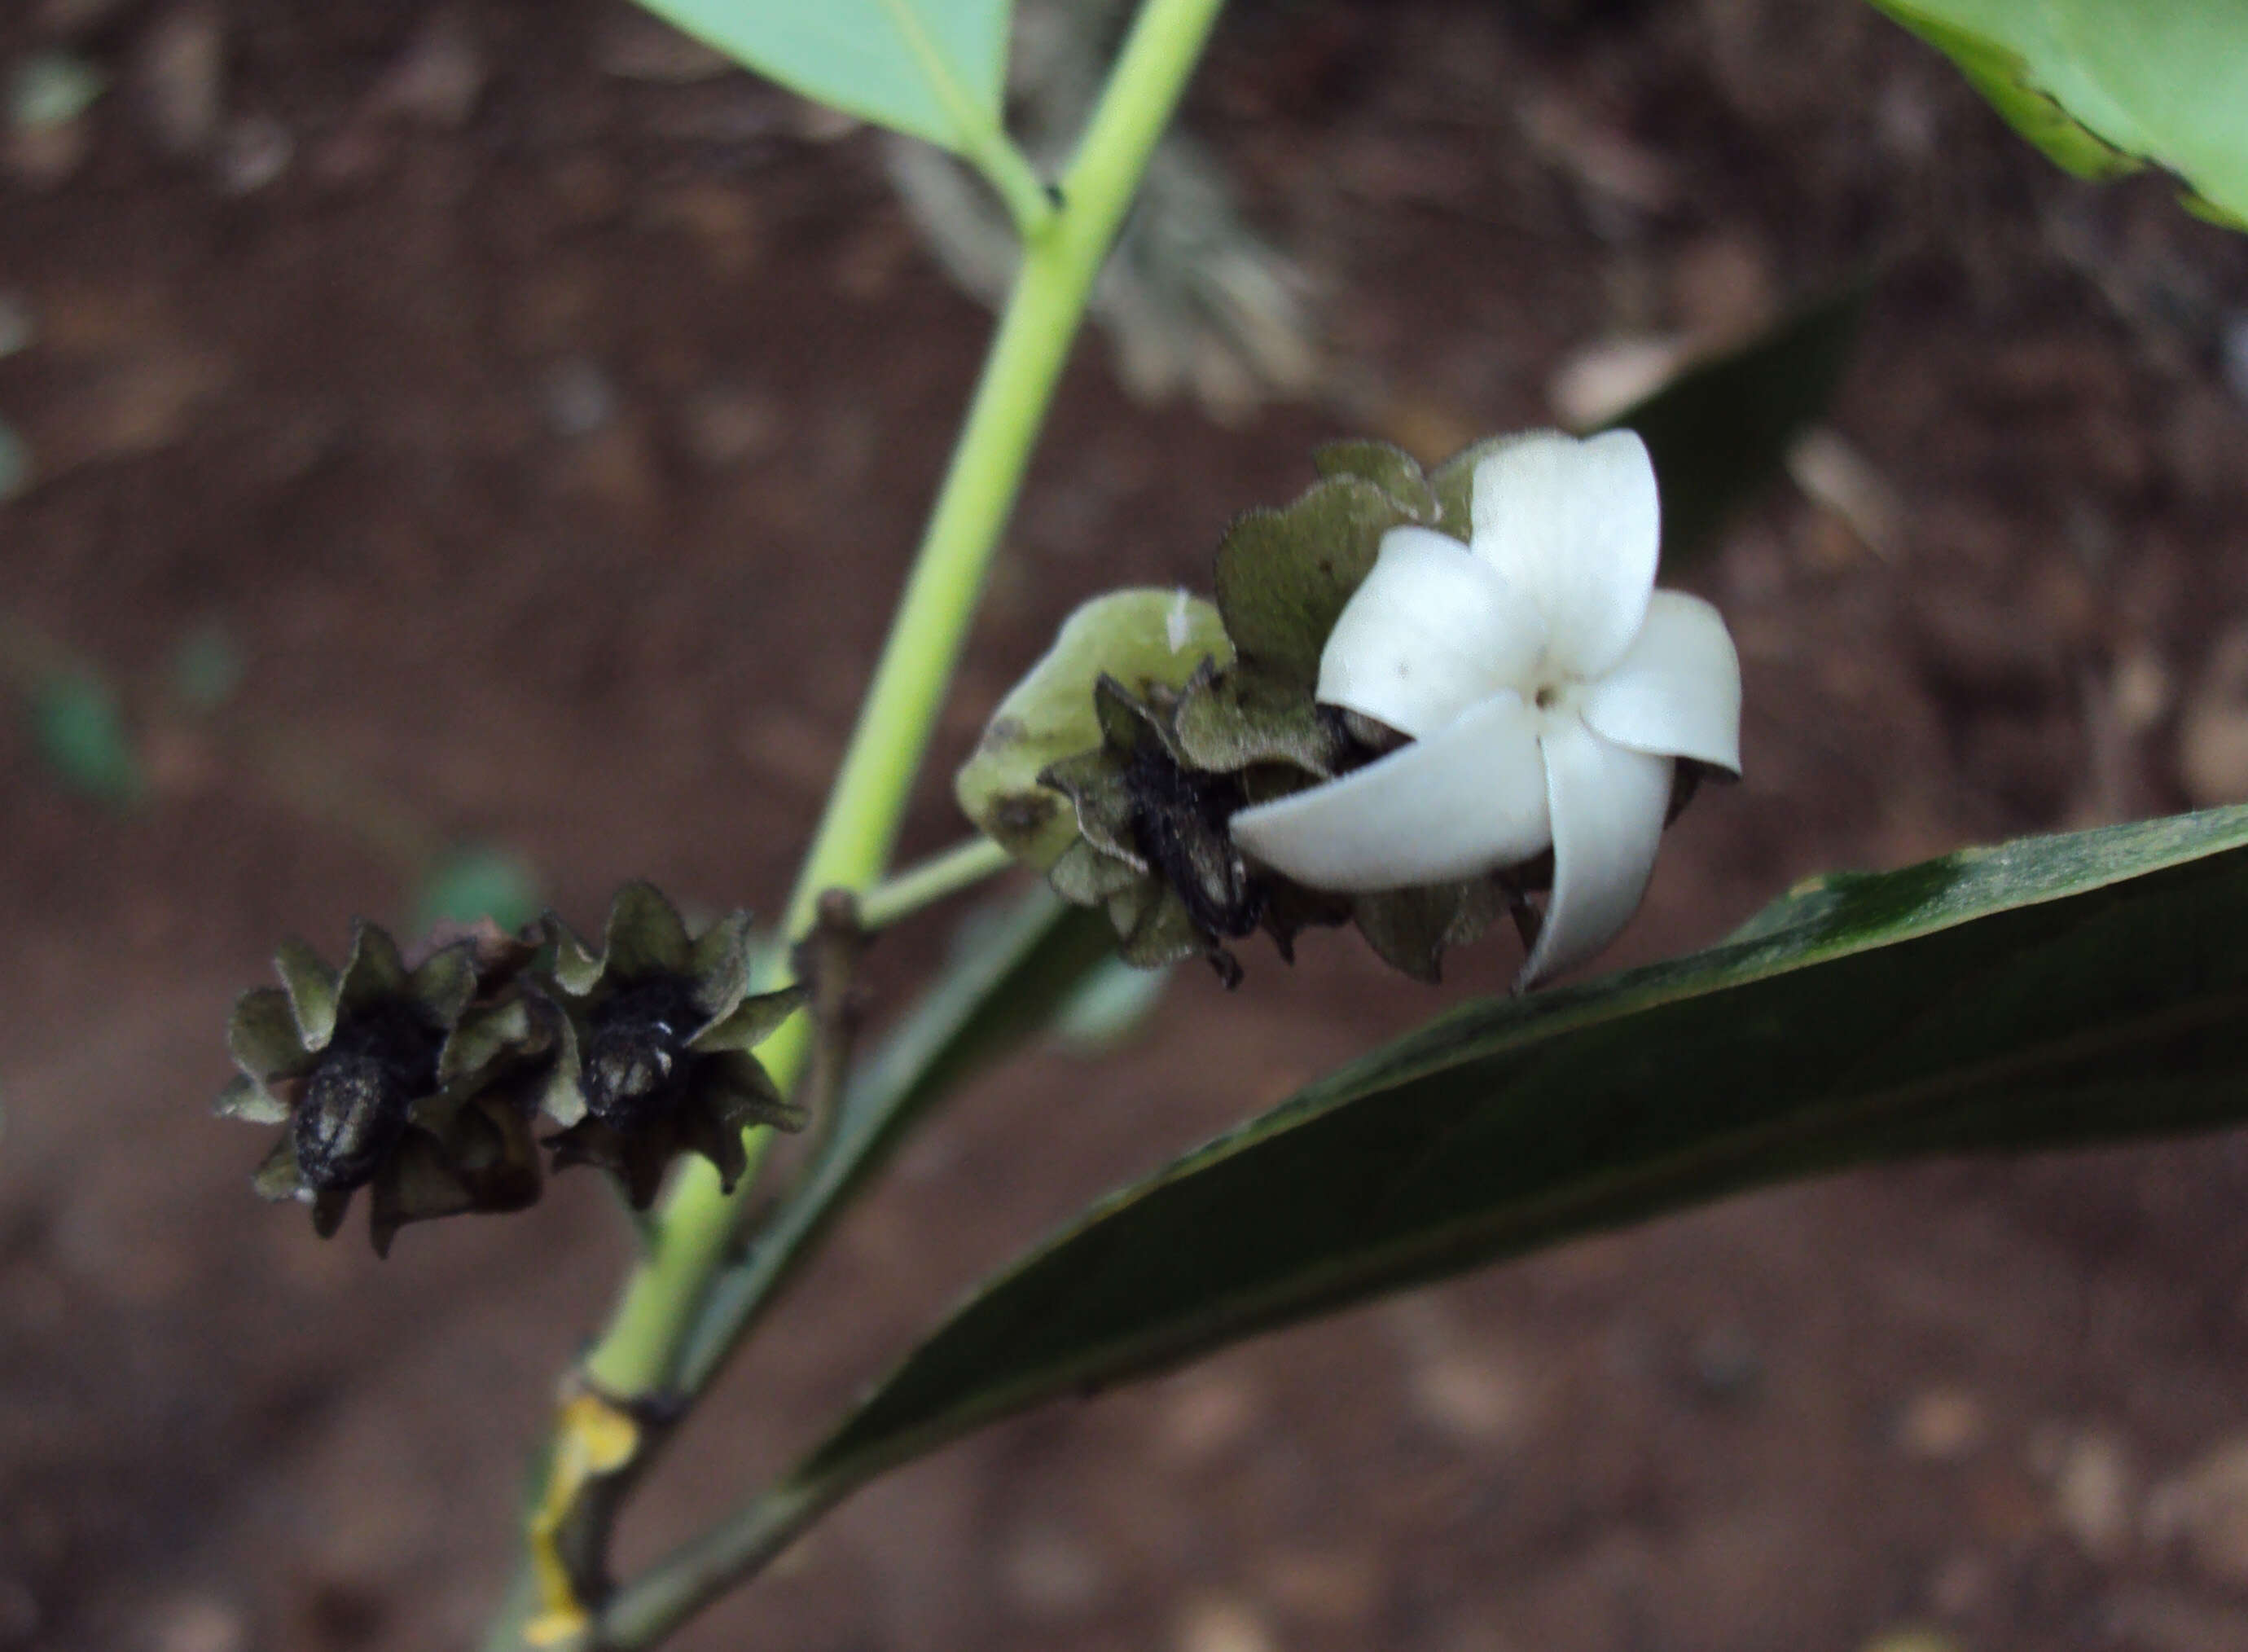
[791,805,2248,1487]
[632,0,1015,156]
[675,884,1117,1391]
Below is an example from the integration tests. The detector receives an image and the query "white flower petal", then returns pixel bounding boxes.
[1316,525,1548,737]
[1579,591,1742,773]
[1470,428,1659,681]
[1519,718,1673,990]
[1231,693,1551,891]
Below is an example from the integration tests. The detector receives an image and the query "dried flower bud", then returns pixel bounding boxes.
[218,919,551,1254]
[540,882,804,1209]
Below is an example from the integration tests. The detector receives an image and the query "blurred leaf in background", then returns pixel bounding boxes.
[414,846,543,934]
[1598,282,1870,568]
[0,418,28,503]
[1048,956,1173,1054]
[169,622,244,715]
[29,673,144,809]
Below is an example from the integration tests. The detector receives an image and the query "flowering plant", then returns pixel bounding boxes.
[178,2,2248,1648]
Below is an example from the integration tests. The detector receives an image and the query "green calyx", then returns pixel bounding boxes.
[1037,671,1332,988]
[955,439,1555,986]
[541,881,806,1210]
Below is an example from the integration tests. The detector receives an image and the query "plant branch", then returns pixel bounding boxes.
[792,889,871,1170]
[490,0,1234,1640]
[858,835,1014,930]
[577,0,1233,1409]
[873,0,1055,242]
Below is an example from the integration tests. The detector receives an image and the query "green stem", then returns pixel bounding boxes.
[858,836,1014,931]
[582,0,1232,1407]
[874,0,1055,242]
[967,130,1057,245]
[597,1475,836,1650]
[487,3,1234,1642]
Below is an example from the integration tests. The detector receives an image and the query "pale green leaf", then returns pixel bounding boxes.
[632,0,1014,154]
[1868,0,2248,226]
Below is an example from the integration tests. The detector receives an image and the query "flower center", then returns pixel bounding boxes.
[1533,682,1563,712]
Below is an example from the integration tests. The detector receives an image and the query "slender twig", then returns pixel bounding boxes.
[577,0,1232,1410]
[487,1,1234,1641]
[857,836,1014,931]
[792,889,871,1171]
[595,1474,840,1650]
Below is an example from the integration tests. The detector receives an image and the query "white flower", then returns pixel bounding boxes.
[1228,428,1741,988]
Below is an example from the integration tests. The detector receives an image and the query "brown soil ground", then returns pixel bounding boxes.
[7,2,2248,1650]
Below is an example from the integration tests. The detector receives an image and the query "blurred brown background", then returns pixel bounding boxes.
[8,2,2248,1649]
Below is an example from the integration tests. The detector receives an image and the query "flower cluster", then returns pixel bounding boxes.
[959,428,1741,989]
[217,883,803,1252]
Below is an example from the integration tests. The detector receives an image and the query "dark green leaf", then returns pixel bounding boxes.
[675,885,1118,1391]
[691,985,809,1057]
[1603,282,1869,568]
[227,986,311,1079]
[1350,878,1505,985]
[1425,434,1521,543]
[794,806,2248,1487]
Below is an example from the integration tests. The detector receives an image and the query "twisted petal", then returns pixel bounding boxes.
[1520,719,1673,990]
[1580,591,1743,773]
[1470,429,1659,681]
[1316,526,1548,737]
[1230,694,1551,891]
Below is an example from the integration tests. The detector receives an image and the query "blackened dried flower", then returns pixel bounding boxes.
[1038,673,1328,986]
[218,920,549,1254]
[541,882,804,1209]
